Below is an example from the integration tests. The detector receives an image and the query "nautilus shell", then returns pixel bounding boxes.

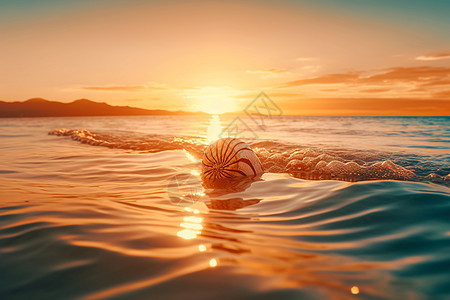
[201,138,264,189]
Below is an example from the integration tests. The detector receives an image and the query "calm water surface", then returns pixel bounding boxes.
[0,116,449,300]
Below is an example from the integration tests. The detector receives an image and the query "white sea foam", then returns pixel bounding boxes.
[50,128,434,184]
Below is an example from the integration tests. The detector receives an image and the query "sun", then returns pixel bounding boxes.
[186,86,240,114]
[199,99,236,115]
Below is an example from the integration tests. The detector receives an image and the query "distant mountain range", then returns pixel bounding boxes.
[0,98,207,117]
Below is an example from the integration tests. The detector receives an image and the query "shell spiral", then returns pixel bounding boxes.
[201,138,264,182]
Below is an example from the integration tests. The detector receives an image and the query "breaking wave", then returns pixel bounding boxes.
[49,128,449,185]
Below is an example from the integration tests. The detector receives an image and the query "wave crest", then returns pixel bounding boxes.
[50,128,449,184]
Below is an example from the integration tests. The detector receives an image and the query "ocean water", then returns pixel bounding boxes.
[0,115,449,300]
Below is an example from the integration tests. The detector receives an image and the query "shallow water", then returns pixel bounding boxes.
[0,116,449,300]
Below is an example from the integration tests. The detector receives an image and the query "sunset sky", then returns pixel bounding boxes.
[0,0,449,115]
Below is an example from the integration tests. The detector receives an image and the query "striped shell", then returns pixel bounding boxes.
[201,138,264,182]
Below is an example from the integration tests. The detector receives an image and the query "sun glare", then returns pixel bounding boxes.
[200,100,235,115]
[185,86,240,114]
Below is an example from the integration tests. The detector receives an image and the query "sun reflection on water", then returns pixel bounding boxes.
[209,258,218,268]
[177,215,203,240]
[206,115,222,144]
[176,229,198,240]
[175,192,221,270]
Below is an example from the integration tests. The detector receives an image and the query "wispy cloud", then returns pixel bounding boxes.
[79,81,168,92]
[283,66,450,87]
[301,65,321,73]
[420,79,450,87]
[279,97,450,116]
[82,85,146,91]
[275,66,450,105]
[246,68,290,79]
[283,72,360,87]
[233,91,302,99]
[416,53,450,61]
[433,89,450,99]
[295,57,319,62]
[359,88,391,93]
[361,66,449,83]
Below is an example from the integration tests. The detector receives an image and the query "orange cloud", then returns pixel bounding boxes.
[267,65,450,115]
[421,80,450,87]
[359,88,391,93]
[416,53,450,61]
[361,66,449,83]
[432,90,450,99]
[320,88,339,92]
[82,85,146,91]
[233,91,303,100]
[283,66,450,87]
[295,57,319,62]
[246,68,290,79]
[279,98,450,116]
[80,82,169,92]
[284,72,360,87]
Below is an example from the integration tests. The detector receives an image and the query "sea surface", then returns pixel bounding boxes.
[0,115,449,300]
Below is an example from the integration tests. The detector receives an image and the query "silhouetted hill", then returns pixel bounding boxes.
[0,98,207,117]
